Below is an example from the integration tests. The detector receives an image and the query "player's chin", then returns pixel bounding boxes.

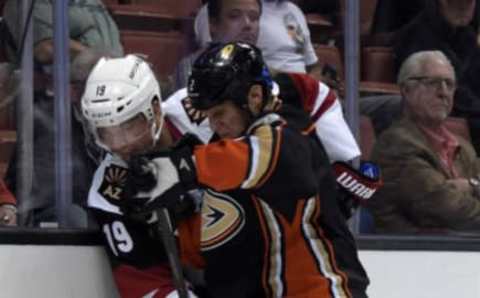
[117,148,149,161]
[217,130,236,139]
[238,34,257,44]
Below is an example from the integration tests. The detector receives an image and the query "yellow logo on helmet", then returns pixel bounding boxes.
[220,44,235,60]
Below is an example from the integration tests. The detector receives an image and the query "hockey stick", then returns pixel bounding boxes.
[154,208,189,298]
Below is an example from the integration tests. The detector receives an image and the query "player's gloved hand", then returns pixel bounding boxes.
[333,161,383,219]
[121,135,201,215]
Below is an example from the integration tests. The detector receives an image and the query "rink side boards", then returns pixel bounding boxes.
[0,230,479,298]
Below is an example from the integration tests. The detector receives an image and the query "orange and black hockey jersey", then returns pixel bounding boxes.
[178,107,369,298]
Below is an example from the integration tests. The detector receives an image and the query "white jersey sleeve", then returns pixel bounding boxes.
[312,82,361,162]
[162,88,214,144]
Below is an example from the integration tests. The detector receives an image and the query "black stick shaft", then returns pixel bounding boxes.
[155,208,189,298]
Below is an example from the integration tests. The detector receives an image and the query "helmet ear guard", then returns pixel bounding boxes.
[150,97,164,146]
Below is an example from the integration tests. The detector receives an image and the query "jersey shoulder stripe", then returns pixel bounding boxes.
[195,117,283,191]
[253,197,286,298]
[286,72,320,113]
[311,83,337,123]
[242,124,281,189]
[302,197,352,298]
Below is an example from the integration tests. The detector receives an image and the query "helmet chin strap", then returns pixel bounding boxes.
[151,113,164,147]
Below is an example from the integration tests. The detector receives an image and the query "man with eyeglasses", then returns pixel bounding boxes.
[393,0,480,153]
[367,50,480,233]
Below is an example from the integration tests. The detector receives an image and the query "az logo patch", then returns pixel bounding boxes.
[200,190,245,251]
[98,164,128,203]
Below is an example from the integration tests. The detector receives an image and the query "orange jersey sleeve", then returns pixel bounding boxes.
[194,124,281,192]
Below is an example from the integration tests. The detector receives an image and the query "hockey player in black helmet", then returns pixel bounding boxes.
[122,42,370,298]
[188,42,382,219]
[186,42,284,141]
[188,42,275,112]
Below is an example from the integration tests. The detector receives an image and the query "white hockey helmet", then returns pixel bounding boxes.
[81,54,163,150]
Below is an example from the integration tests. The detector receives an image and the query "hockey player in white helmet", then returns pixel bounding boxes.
[82,54,199,298]
[81,49,380,297]
[82,55,166,160]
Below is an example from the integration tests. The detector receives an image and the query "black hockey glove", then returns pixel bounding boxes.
[121,135,201,215]
[333,161,383,219]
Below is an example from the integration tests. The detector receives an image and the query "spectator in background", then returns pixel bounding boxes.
[172,0,359,163]
[190,0,321,84]
[3,0,123,65]
[2,0,123,226]
[368,51,480,233]
[393,0,480,154]
[372,0,426,34]
[175,0,261,90]
[256,0,321,76]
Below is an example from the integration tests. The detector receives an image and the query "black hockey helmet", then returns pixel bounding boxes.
[188,42,274,111]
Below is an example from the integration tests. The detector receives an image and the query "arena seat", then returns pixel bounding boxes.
[360,46,399,95]
[114,0,202,17]
[108,4,194,32]
[314,44,344,80]
[359,81,399,95]
[314,44,399,95]
[120,30,187,80]
[361,46,396,83]
[306,13,336,43]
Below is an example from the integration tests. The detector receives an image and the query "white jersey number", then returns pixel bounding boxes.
[103,221,134,256]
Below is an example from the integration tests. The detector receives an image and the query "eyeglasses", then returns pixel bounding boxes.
[407,76,456,92]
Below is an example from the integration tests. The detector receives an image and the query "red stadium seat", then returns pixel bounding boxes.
[360,46,399,95]
[108,4,194,33]
[314,44,399,95]
[116,0,202,17]
[361,46,396,83]
[306,13,336,43]
[120,30,187,80]
[314,44,344,80]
